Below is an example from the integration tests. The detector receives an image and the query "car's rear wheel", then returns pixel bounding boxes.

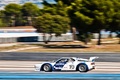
[43,64,52,72]
[78,64,88,72]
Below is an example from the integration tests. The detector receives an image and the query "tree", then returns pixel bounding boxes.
[0,10,7,27]
[4,3,22,26]
[21,3,40,25]
[91,0,116,45]
[33,13,70,44]
[42,0,68,17]
[66,0,93,44]
[4,3,22,16]
[55,0,74,6]
[108,0,120,44]
[66,0,116,45]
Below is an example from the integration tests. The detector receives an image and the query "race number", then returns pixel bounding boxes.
[69,65,74,69]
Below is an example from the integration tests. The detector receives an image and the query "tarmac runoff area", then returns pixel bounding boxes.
[0,61,120,73]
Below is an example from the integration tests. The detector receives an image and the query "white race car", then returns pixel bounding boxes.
[34,57,98,72]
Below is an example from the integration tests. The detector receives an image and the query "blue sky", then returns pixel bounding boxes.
[45,0,56,4]
[0,0,56,10]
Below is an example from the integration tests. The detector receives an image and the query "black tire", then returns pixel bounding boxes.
[78,64,88,72]
[43,64,52,72]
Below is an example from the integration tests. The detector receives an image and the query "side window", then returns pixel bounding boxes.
[56,59,68,63]
[68,58,75,62]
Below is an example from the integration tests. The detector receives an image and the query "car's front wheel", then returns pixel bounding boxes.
[78,64,88,72]
[43,64,52,72]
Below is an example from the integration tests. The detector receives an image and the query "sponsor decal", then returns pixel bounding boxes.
[54,62,67,70]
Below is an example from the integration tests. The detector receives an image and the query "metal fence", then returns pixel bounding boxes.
[0,37,17,43]
[0,34,73,43]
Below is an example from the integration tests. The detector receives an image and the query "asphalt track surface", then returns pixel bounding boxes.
[0,52,120,62]
[0,52,120,79]
[0,61,120,73]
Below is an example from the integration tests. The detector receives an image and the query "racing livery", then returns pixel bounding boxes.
[34,57,98,72]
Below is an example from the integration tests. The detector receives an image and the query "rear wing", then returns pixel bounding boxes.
[89,56,99,62]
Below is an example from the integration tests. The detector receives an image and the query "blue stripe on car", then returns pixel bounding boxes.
[54,61,67,70]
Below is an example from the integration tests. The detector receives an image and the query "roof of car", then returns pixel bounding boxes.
[61,57,89,61]
[61,57,77,59]
[61,57,76,58]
